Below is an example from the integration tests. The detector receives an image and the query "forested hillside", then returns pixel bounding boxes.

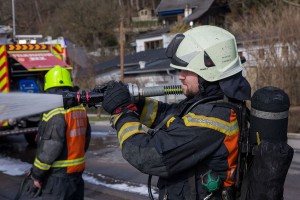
[1,0,299,50]
[0,0,160,49]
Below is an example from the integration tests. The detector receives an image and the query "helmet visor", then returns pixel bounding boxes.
[165,34,188,67]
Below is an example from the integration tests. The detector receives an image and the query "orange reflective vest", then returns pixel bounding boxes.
[34,106,89,174]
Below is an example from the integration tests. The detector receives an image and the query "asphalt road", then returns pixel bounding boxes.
[0,123,300,200]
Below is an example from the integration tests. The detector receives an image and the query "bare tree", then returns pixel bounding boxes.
[47,0,120,48]
[228,5,300,105]
[118,0,123,6]
[135,0,140,11]
[0,0,161,47]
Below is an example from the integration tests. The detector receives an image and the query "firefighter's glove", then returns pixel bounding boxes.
[102,81,137,114]
[62,91,78,109]
[25,175,42,198]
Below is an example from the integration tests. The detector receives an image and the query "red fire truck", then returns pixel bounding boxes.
[0,35,72,145]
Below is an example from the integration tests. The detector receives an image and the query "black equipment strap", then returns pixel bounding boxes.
[211,101,252,200]
[14,175,30,200]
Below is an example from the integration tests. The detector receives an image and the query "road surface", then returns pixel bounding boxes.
[0,123,299,200]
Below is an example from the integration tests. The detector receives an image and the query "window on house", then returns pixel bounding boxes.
[258,49,265,59]
[281,46,289,58]
[144,40,163,50]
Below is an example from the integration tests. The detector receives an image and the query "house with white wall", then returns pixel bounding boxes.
[135,27,175,52]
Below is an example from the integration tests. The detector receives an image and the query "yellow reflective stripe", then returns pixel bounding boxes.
[42,106,85,122]
[182,113,239,136]
[51,44,63,60]
[166,116,175,128]
[0,58,8,88]
[34,157,85,170]
[140,98,158,127]
[66,106,86,113]
[0,120,8,126]
[34,158,51,171]
[42,108,66,122]
[111,113,123,127]
[0,61,8,77]
[0,45,5,54]
[52,157,85,168]
[118,122,145,148]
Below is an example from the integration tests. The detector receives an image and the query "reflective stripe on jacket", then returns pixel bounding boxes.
[33,105,89,178]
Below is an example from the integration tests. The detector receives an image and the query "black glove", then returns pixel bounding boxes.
[25,176,42,198]
[62,91,78,109]
[102,81,132,114]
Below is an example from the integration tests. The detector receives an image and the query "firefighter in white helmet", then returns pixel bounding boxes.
[102,26,251,200]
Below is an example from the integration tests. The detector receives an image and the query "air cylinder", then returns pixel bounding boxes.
[246,87,294,200]
[249,86,290,144]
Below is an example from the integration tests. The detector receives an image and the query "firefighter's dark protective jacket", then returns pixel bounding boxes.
[32,105,91,182]
[112,88,240,199]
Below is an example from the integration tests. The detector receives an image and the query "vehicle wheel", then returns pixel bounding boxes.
[24,132,37,146]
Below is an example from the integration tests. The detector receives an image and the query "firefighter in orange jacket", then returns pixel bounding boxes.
[101,26,251,199]
[25,66,91,199]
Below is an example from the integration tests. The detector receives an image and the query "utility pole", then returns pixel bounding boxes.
[119,16,124,82]
[12,0,16,39]
[34,0,42,24]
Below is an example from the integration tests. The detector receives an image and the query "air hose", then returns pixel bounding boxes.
[127,83,183,98]
[63,83,183,108]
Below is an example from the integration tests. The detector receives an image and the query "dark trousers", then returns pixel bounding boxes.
[39,174,84,200]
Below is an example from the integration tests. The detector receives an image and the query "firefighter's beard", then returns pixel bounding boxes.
[182,84,199,98]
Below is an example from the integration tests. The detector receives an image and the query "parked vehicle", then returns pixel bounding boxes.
[0,35,71,145]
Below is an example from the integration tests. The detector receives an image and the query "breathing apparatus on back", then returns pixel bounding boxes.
[162,26,293,200]
[243,86,293,200]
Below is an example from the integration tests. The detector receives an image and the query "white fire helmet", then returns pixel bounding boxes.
[166,25,243,82]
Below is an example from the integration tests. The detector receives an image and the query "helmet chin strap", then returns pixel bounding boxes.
[198,76,207,96]
[197,76,225,99]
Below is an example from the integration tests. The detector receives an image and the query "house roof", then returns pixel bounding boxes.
[156,0,201,14]
[182,0,215,22]
[124,57,174,75]
[95,48,169,73]
[156,0,218,22]
[136,27,170,40]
